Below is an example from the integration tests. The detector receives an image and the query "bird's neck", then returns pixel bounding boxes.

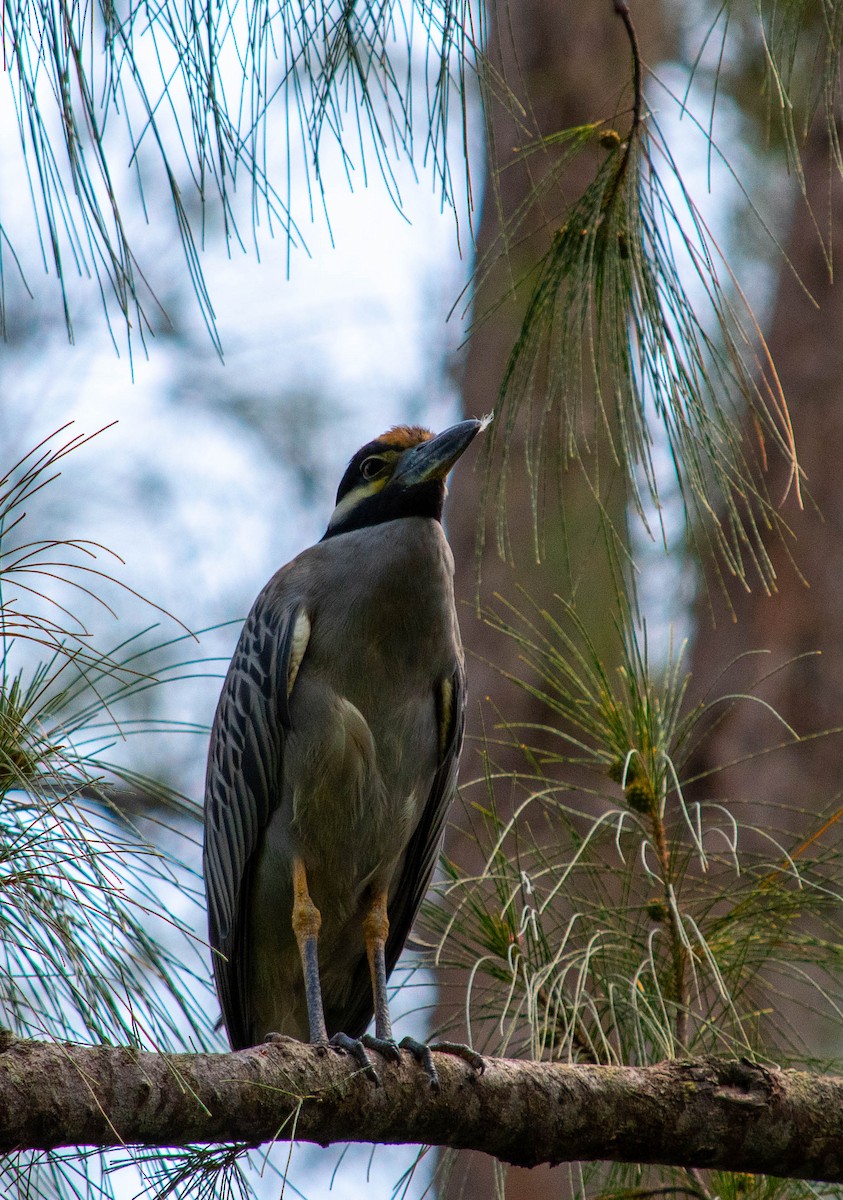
[321,481,445,540]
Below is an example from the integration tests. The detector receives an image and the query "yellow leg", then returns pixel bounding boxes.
[363,886,393,1043]
[291,857,328,1044]
[361,885,484,1089]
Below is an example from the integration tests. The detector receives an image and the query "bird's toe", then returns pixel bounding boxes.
[361,1033,402,1063]
[329,1032,381,1084]
[399,1036,485,1092]
[398,1035,441,1091]
[430,1040,485,1073]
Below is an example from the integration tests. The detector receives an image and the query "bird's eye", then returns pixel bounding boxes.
[361,456,386,481]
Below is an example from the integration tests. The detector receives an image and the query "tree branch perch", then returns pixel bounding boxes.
[1,1037,843,1180]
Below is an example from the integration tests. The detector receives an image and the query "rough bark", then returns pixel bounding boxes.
[1,1038,842,1181]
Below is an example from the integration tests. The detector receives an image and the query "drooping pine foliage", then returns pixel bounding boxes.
[0,429,224,1198]
[3,0,836,587]
[424,596,843,1199]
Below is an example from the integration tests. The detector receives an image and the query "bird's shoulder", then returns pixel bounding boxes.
[256,517,453,611]
[236,518,460,695]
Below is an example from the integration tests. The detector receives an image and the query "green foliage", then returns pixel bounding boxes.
[131,1144,261,1200]
[426,596,843,1198]
[691,0,843,183]
[0,428,222,1198]
[1,0,480,343]
[1,0,835,605]
[477,97,800,596]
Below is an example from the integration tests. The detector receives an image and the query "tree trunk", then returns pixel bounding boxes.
[441,2,672,1194]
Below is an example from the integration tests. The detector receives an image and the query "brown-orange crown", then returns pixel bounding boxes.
[376,425,433,450]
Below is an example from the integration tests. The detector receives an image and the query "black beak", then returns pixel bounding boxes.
[392,419,485,488]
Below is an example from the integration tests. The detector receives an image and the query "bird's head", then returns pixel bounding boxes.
[324,418,488,539]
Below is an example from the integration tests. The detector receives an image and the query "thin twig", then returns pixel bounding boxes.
[614,1,643,136]
[604,0,644,211]
[650,801,689,1049]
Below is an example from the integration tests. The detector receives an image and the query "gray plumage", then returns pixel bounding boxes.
[204,515,465,1049]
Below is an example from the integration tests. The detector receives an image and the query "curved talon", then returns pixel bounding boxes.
[430,1040,485,1073]
[399,1035,441,1092]
[329,1032,381,1084]
[361,1033,401,1063]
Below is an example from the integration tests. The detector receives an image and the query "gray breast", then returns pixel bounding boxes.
[278,517,458,909]
[304,517,459,683]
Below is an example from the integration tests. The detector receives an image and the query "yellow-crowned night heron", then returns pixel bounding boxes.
[203,419,485,1085]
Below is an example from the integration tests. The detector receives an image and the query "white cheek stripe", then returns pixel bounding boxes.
[327,479,385,528]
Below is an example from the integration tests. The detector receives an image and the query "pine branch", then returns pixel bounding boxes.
[2,1037,843,1180]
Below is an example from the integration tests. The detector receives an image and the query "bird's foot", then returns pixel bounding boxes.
[360,1032,402,1064]
[328,1032,381,1084]
[398,1036,484,1093]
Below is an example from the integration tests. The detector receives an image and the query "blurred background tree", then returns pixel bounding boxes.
[2,0,843,1198]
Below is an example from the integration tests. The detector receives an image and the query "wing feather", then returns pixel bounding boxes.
[203,596,306,1048]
